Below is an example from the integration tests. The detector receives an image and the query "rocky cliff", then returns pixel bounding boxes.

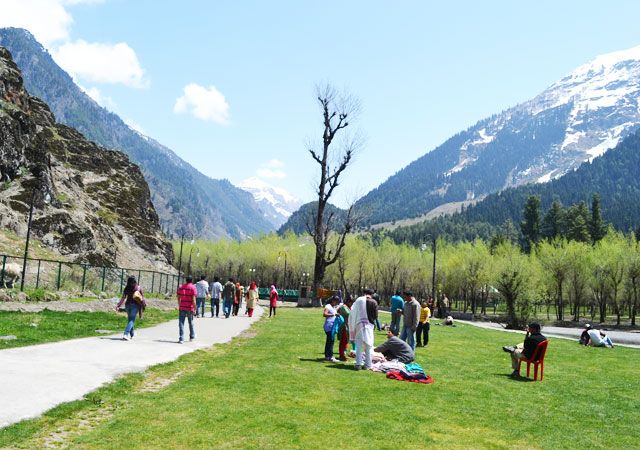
[0,46,174,271]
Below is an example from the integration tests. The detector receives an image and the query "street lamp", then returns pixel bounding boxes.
[21,186,50,291]
[187,246,199,277]
[248,268,256,282]
[278,250,288,288]
[301,272,309,286]
[423,234,438,317]
[176,231,193,280]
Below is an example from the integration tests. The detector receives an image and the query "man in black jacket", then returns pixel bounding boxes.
[503,323,547,377]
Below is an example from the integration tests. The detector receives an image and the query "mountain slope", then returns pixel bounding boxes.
[0,46,173,270]
[0,28,274,240]
[356,44,640,225]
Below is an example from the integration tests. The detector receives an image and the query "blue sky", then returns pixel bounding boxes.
[4,0,640,207]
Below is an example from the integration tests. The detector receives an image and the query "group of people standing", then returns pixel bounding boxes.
[116,274,278,344]
[322,289,432,370]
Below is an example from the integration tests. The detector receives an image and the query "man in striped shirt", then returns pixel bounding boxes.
[177,276,197,343]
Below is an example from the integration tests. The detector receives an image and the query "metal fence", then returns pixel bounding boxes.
[0,254,180,295]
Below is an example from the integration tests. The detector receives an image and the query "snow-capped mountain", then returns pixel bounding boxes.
[238,177,303,227]
[356,45,640,225]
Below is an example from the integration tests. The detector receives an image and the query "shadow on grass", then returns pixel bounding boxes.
[493,373,536,382]
[298,357,358,371]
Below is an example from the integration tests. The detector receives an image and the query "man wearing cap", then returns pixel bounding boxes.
[502,322,547,377]
[579,324,591,345]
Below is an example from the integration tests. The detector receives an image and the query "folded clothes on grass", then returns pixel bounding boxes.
[371,360,406,373]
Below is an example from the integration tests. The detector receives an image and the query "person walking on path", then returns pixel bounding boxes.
[222,278,235,318]
[209,276,222,318]
[269,285,279,317]
[337,295,353,361]
[246,281,258,317]
[372,291,382,331]
[348,288,377,370]
[416,299,431,347]
[115,276,145,341]
[177,276,197,343]
[400,291,420,351]
[195,275,209,318]
[389,291,404,335]
[323,296,340,362]
[233,282,243,316]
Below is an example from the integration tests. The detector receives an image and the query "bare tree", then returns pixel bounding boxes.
[307,84,362,306]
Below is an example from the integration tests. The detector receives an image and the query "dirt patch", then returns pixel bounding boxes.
[29,404,117,449]
[138,371,185,393]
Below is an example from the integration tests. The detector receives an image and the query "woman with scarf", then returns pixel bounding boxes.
[115,276,145,341]
[246,281,258,317]
[269,285,278,317]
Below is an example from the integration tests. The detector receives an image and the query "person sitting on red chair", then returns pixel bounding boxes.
[502,322,547,378]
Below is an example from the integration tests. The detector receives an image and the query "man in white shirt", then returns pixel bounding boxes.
[587,327,614,348]
[209,276,223,318]
[195,275,210,318]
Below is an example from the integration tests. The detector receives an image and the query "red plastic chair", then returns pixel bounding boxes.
[517,340,549,381]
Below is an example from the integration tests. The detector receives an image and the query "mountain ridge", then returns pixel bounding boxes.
[355,44,640,225]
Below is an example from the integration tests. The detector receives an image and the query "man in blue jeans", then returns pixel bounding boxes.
[177,276,197,343]
[389,291,404,335]
[222,277,235,318]
[400,291,420,351]
[195,275,209,318]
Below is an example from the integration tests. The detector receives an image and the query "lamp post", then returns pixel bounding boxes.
[424,234,438,317]
[278,250,288,289]
[248,268,256,282]
[176,231,193,280]
[187,246,199,277]
[302,272,309,286]
[21,187,50,291]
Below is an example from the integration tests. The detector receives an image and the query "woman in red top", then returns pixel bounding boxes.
[269,285,278,317]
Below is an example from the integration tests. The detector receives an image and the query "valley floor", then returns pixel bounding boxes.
[1,308,638,449]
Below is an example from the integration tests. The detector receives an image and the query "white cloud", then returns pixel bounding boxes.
[257,168,286,179]
[173,83,230,125]
[124,118,146,135]
[0,0,73,46]
[80,85,117,110]
[255,159,287,179]
[266,159,284,168]
[1,0,148,89]
[52,40,148,88]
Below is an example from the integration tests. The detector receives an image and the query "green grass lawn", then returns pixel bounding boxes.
[1,308,638,449]
[0,309,176,349]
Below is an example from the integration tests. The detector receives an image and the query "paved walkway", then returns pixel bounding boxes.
[0,306,262,428]
[458,320,640,348]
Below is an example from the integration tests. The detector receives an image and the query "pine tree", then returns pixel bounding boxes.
[520,195,541,253]
[589,193,607,243]
[566,202,591,243]
[541,199,565,240]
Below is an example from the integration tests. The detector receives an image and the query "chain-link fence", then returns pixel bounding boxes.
[0,254,179,295]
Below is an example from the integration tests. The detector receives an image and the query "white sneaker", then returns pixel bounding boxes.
[122,334,130,341]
